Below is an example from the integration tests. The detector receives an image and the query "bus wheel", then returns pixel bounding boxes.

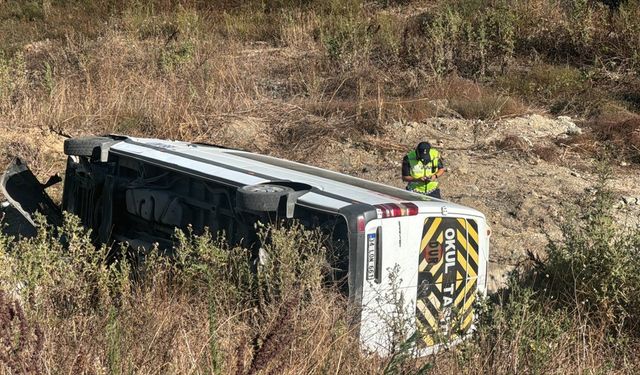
[236,184,294,212]
[63,136,117,161]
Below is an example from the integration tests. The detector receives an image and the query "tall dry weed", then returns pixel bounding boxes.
[0,290,43,374]
[0,1,639,372]
[0,204,636,372]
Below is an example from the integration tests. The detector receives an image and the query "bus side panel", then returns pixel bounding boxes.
[358,216,420,355]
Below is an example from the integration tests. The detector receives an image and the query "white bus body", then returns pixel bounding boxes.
[1,136,489,355]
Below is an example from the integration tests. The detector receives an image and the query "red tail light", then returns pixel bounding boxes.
[374,202,419,218]
[357,215,366,232]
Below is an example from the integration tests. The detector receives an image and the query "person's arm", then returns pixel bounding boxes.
[401,156,427,182]
[428,159,446,181]
[403,175,426,182]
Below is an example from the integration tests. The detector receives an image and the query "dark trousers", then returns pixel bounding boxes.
[427,188,441,199]
[407,186,442,199]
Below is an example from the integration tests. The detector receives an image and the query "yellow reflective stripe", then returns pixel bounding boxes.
[430,258,443,279]
[415,319,435,346]
[455,277,477,306]
[416,300,437,327]
[463,293,476,312]
[420,217,442,251]
[467,246,479,268]
[468,248,479,268]
[454,284,466,306]
[419,258,427,272]
[462,311,474,330]
[456,232,476,277]
[467,222,479,245]
[456,219,479,265]
[456,229,477,274]
[462,232,479,267]
[456,218,467,229]
[456,250,473,279]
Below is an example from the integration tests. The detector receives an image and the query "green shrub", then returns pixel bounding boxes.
[468,281,575,374]
[0,52,27,111]
[158,41,195,72]
[400,1,516,77]
[318,1,369,66]
[442,181,640,373]
[1,0,45,21]
[170,220,329,315]
[496,64,597,114]
[8,214,130,315]
[536,188,640,335]
[171,227,253,307]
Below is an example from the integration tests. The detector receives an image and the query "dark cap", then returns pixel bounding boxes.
[416,142,432,161]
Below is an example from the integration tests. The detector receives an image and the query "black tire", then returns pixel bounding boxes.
[63,136,113,157]
[236,184,294,212]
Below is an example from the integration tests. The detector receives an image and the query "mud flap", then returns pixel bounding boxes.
[415,217,479,347]
[0,158,63,230]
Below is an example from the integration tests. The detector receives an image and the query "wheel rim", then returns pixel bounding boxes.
[247,185,286,193]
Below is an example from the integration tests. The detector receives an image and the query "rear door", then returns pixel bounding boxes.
[416,216,480,347]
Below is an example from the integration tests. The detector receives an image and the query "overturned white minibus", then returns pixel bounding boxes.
[1,136,490,355]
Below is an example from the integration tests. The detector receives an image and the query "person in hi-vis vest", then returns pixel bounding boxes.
[402,141,445,199]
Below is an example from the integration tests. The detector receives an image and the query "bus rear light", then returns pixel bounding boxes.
[374,202,419,218]
[357,215,366,232]
[404,202,419,216]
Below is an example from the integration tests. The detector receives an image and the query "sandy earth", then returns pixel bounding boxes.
[298,113,640,291]
[1,113,639,291]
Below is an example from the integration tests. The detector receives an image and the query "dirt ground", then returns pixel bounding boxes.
[311,114,640,290]
[1,113,639,291]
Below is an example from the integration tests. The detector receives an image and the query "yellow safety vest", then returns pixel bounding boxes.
[406,148,440,193]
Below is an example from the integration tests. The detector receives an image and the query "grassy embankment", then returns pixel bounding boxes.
[0,0,639,373]
[1,0,639,169]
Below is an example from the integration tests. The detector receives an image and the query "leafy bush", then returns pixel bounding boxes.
[0,215,372,372]
[534,188,640,335]
[496,64,595,114]
[2,0,45,21]
[468,281,576,374]
[422,181,640,374]
[8,214,130,316]
[0,52,28,111]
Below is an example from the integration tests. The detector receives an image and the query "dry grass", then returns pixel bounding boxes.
[0,219,389,374]
[532,144,560,163]
[490,134,563,163]
[1,0,640,372]
[0,0,639,171]
[587,116,640,163]
[0,210,638,373]
[0,291,43,374]
[491,134,532,156]
[561,111,640,163]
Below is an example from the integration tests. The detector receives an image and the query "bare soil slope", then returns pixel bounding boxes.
[5,110,639,292]
[381,115,640,290]
[206,110,640,291]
